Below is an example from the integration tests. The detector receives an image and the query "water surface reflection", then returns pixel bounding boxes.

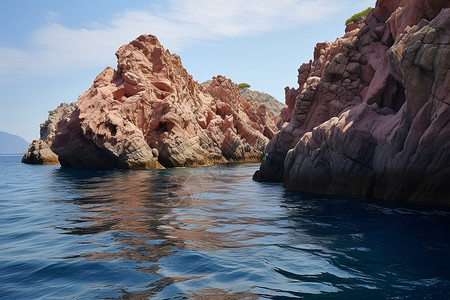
[42,163,450,299]
[50,164,277,298]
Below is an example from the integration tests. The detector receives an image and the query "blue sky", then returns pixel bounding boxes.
[0,0,374,142]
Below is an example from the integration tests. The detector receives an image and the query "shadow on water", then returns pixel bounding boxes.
[5,156,450,299]
[274,190,450,299]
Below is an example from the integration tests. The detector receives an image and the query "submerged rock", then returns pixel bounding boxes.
[22,102,76,165]
[254,1,450,204]
[51,35,278,169]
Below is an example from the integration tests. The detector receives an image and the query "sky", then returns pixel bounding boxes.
[0,0,375,142]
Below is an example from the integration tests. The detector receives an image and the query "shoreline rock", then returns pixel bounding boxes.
[22,102,76,165]
[21,140,59,165]
[254,0,450,204]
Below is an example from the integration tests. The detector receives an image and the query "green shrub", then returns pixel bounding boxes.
[238,83,251,90]
[48,110,54,116]
[345,7,372,25]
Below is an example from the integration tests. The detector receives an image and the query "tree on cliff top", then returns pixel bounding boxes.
[238,83,251,90]
[345,7,372,25]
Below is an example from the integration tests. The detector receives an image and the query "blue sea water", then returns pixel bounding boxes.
[1,155,450,299]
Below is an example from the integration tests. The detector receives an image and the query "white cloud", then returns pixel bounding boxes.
[45,11,60,22]
[0,0,342,79]
[169,0,341,36]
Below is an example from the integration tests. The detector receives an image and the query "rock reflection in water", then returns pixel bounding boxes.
[3,158,449,299]
[50,164,267,298]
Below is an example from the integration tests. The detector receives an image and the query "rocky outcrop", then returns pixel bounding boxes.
[201,80,286,116]
[239,89,286,116]
[51,35,278,169]
[40,103,76,145]
[22,102,75,165]
[22,140,59,164]
[254,1,450,204]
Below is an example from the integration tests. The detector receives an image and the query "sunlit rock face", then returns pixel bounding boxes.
[22,140,59,165]
[51,35,278,169]
[22,102,76,165]
[254,1,450,204]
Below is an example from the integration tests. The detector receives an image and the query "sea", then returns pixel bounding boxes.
[1,155,450,299]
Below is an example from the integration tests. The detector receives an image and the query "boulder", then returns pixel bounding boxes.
[22,140,59,165]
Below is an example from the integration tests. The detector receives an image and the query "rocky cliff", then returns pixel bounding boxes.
[50,35,278,169]
[254,0,450,204]
[201,80,286,116]
[22,102,75,164]
[239,89,285,116]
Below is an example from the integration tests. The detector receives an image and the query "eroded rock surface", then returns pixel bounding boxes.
[255,1,450,204]
[202,80,286,116]
[22,140,59,165]
[22,102,75,165]
[239,89,286,116]
[51,35,278,169]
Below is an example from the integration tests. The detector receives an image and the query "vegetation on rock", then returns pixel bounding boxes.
[345,7,372,25]
[238,83,251,90]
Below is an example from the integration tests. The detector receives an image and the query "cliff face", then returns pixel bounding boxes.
[51,35,278,169]
[40,103,76,145]
[22,102,75,164]
[254,0,450,204]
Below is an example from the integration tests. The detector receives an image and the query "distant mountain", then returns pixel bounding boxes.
[0,131,29,154]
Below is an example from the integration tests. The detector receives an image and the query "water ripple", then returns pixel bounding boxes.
[1,156,450,299]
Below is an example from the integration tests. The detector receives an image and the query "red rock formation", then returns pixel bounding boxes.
[22,102,76,165]
[51,35,278,169]
[383,0,450,41]
[254,1,450,204]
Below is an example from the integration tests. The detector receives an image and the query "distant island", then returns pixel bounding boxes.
[0,131,29,154]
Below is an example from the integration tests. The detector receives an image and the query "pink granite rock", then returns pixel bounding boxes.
[255,2,450,204]
[22,102,76,165]
[254,18,367,182]
[51,35,278,169]
[384,0,450,41]
[373,0,410,23]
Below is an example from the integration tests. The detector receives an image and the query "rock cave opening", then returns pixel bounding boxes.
[382,78,406,112]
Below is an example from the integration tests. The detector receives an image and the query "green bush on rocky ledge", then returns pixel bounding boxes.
[345,7,372,25]
[238,83,251,90]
